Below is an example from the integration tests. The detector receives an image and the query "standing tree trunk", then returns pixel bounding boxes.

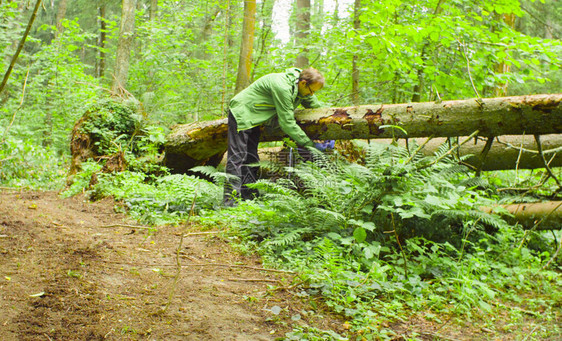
[55,0,68,39]
[112,0,137,95]
[149,0,158,21]
[43,0,69,146]
[234,0,256,94]
[96,3,107,79]
[194,6,222,60]
[411,0,445,102]
[494,13,515,97]
[250,0,274,81]
[0,0,42,96]
[295,0,311,68]
[351,0,361,105]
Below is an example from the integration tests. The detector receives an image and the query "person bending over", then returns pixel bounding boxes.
[223,67,326,206]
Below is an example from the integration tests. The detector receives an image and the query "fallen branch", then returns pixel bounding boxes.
[183,231,221,237]
[227,278,279,283]
[99,224,153,230]
[184,263,295,274]
[100,259,295,274]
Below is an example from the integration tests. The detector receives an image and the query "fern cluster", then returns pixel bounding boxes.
[244,141,508,258]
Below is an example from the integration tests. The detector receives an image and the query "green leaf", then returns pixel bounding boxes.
[353,227,367,243]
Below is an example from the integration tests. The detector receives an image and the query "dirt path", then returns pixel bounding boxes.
[0,190,343,340]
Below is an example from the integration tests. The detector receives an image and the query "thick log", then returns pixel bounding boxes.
[482,201,562,230]
[388,135,562,171]
[164,94,562,172]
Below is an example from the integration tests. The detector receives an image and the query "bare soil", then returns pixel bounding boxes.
[0,190,345,340]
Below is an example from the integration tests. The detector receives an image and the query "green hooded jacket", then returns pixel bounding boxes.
[228,68,321,147]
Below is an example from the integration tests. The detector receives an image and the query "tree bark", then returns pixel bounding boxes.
[55,0,68,39]
[295,0,311,68]
[380,135,562,171]
[149,0,158,21]
[112,0,137,95]
[164,93,562,172]
[481,201,562,230]
[96,4,107,79]
[351,0,361,105]
[411,0,445,102]
[234,0,256,94]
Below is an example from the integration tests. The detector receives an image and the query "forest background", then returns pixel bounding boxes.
[1,0,562,340]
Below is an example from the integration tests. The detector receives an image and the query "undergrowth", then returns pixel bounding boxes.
[0,137,66,190]
[3,137,560,340]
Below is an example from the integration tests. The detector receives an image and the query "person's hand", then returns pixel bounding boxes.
[314,140,335,151]
[314,142,327,151]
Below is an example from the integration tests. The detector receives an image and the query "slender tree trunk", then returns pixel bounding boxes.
[251,0,273,81]
[149,0,158,21]
[234,0,256,94]
[312,0,324,31]
[112,0,137,95]
[194,6,222,60]
[96,4,107,79]
[55,0,68,39]
[411,0,444,102]
[0,0,42,97]
[295,0,311,68]
[494,13,515,97]
[351,0,361,105]
[43,0,69,146]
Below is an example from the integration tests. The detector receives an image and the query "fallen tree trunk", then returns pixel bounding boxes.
[482,201,562,230]
[164,93,562,172]
[382,135,562,171]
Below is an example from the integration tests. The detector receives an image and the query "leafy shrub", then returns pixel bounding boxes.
[0,137,66,190]
[76,98,143,155]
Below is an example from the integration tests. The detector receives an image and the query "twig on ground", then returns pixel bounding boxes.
[100,259,294,274]
[419,332,461,341]
[182,231,221,237]
[227,278,279,283]
[99,224,153,230]
[185,263,294,274]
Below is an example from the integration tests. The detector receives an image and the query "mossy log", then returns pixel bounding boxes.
[164,94,562,172]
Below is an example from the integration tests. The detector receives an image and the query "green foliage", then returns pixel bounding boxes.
[79,98,143,155]
[62,165,221,225]
[0,137,66,190]
[198,142,560,340]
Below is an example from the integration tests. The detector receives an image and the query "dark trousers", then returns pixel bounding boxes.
[223,111,261,205]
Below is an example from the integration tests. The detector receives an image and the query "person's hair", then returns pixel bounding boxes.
[299,68,325,87]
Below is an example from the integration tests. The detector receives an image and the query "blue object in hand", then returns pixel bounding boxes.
[314,140,335,151]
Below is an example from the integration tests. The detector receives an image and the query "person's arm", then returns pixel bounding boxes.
[270,86,314,147]
[300,94,322,109]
